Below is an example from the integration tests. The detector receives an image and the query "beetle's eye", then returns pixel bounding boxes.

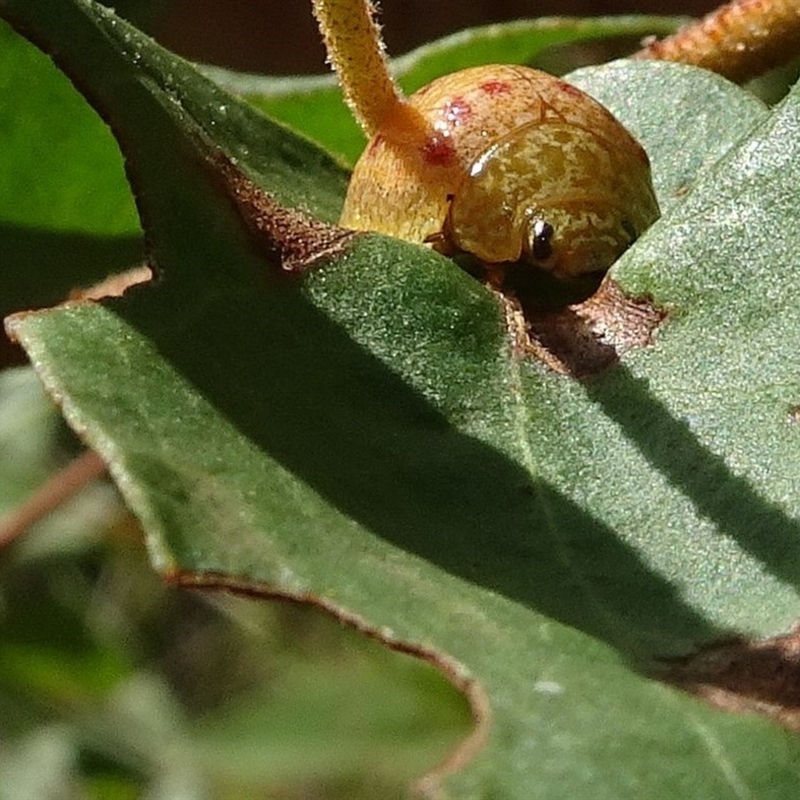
[529,219,554,262]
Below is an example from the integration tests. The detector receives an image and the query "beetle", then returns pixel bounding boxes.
[340,64,660,279]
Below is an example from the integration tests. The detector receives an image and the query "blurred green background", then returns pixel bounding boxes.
[0,368,471,800]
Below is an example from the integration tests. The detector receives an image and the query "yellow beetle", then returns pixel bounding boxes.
[341,64,660,279]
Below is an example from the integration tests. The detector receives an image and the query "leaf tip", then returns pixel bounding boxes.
[209,152,355,274]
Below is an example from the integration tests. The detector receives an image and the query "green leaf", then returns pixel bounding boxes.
[567,60,769,214]
[3,1,800,798]
[0,20,144,331]
[209,15,684,164]
[0,19,138,235]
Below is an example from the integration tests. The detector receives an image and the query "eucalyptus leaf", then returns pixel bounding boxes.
[0,19,138,234]
[567,59,769,213]
[2,0,800,798]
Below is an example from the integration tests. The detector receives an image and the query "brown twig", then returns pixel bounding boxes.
[635,0,800,83]
[0,450,107,549]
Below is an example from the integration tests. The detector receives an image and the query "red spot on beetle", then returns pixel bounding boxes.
[421,134,456,166]
[444,96,473,126]
[555,79,584,98]
[480,80,511,95]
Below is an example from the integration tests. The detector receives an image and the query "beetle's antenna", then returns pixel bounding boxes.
[311,0,429,142]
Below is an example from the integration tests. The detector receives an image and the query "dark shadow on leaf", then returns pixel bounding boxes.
[111,265,721,665]
[585,366,800,593]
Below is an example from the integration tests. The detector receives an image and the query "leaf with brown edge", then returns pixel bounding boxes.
[4,1,800,799]
[168,571,492,796]
[211,153,354,273]
[506,279,669,379]
[666,627,800,734]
